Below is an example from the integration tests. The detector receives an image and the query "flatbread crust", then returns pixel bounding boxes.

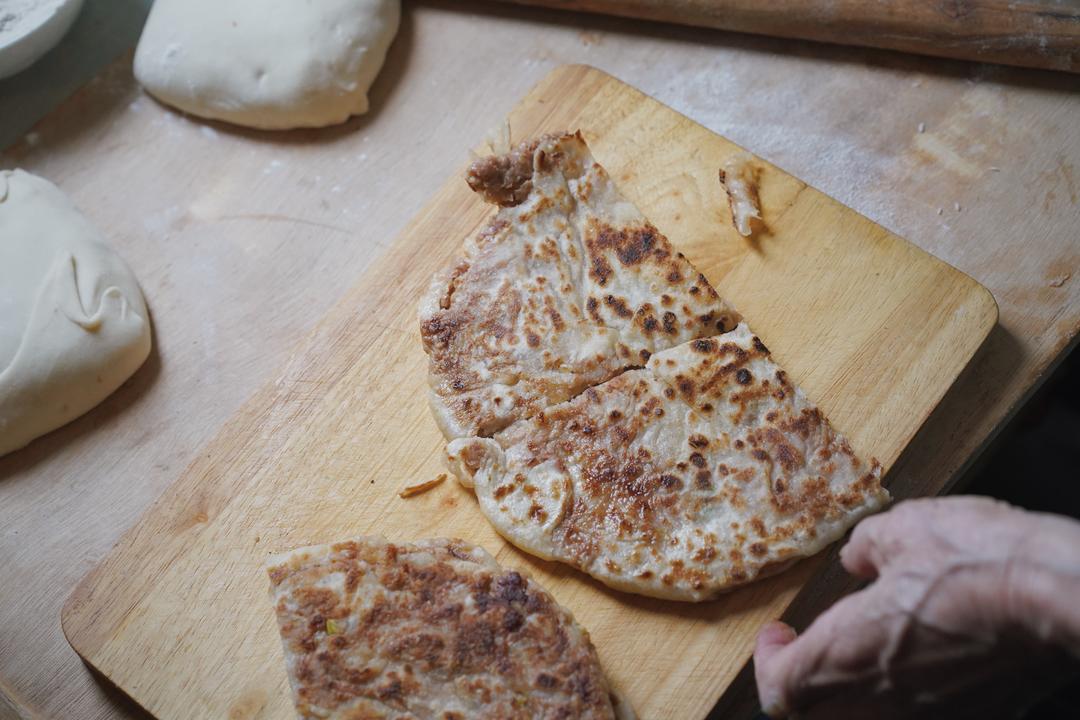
[267,537,632,719]
[447,324,890,601]
[420,132,739,440]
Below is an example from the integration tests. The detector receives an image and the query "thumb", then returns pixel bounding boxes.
[754,621,798,717]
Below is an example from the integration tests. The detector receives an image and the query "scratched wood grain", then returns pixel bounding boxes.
[59,65,997,719]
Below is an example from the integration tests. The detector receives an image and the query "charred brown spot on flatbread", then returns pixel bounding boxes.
[688,434,709,449]
[590,255,614,287]
[585,296,602,322]
[603,294,633,319]
[586,221,667,268]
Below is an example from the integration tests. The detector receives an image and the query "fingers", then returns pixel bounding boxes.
[754,621,798,717]
[754,587,890,717]
[839,498,937,579]
[840,513,888,579]
[840,496,1014,581]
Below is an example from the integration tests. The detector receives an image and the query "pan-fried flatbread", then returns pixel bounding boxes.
[420,132,739,439]
[267,537,633,719]
[447,324,890,601]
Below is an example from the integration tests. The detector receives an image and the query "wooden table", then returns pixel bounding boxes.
[1,2,1077,718]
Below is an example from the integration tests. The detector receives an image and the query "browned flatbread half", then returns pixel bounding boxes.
[266,537,634,719]
[448,324,890,601]
[419,131,740,440]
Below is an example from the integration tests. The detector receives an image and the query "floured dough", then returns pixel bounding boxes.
[133,0,400,130]
[0,170,151,457]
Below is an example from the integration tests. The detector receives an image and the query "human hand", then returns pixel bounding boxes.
[754,496,1080,719]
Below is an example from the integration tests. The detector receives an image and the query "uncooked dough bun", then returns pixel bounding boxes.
[133,0,401,130]
[0,170,151,457]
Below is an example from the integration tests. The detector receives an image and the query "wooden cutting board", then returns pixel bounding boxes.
[61,65,997,719]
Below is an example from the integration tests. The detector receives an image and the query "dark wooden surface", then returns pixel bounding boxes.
[493,0,1080,72]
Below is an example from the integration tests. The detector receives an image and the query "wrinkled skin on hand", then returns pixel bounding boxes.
[754,497,1080,719]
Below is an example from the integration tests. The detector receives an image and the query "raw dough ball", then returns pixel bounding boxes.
[0,170,151,457]
[133,0,400,130]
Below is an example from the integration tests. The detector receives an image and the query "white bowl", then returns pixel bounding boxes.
[0,0,86,80]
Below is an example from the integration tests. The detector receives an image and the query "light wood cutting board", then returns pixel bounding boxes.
[61,65,997,719]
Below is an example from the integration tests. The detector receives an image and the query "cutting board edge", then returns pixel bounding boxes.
[58,61,1003,718]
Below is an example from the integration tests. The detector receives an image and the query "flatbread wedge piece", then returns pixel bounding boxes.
[267,537,634,719]
[420,131,740,440]
[447,324,890,601]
